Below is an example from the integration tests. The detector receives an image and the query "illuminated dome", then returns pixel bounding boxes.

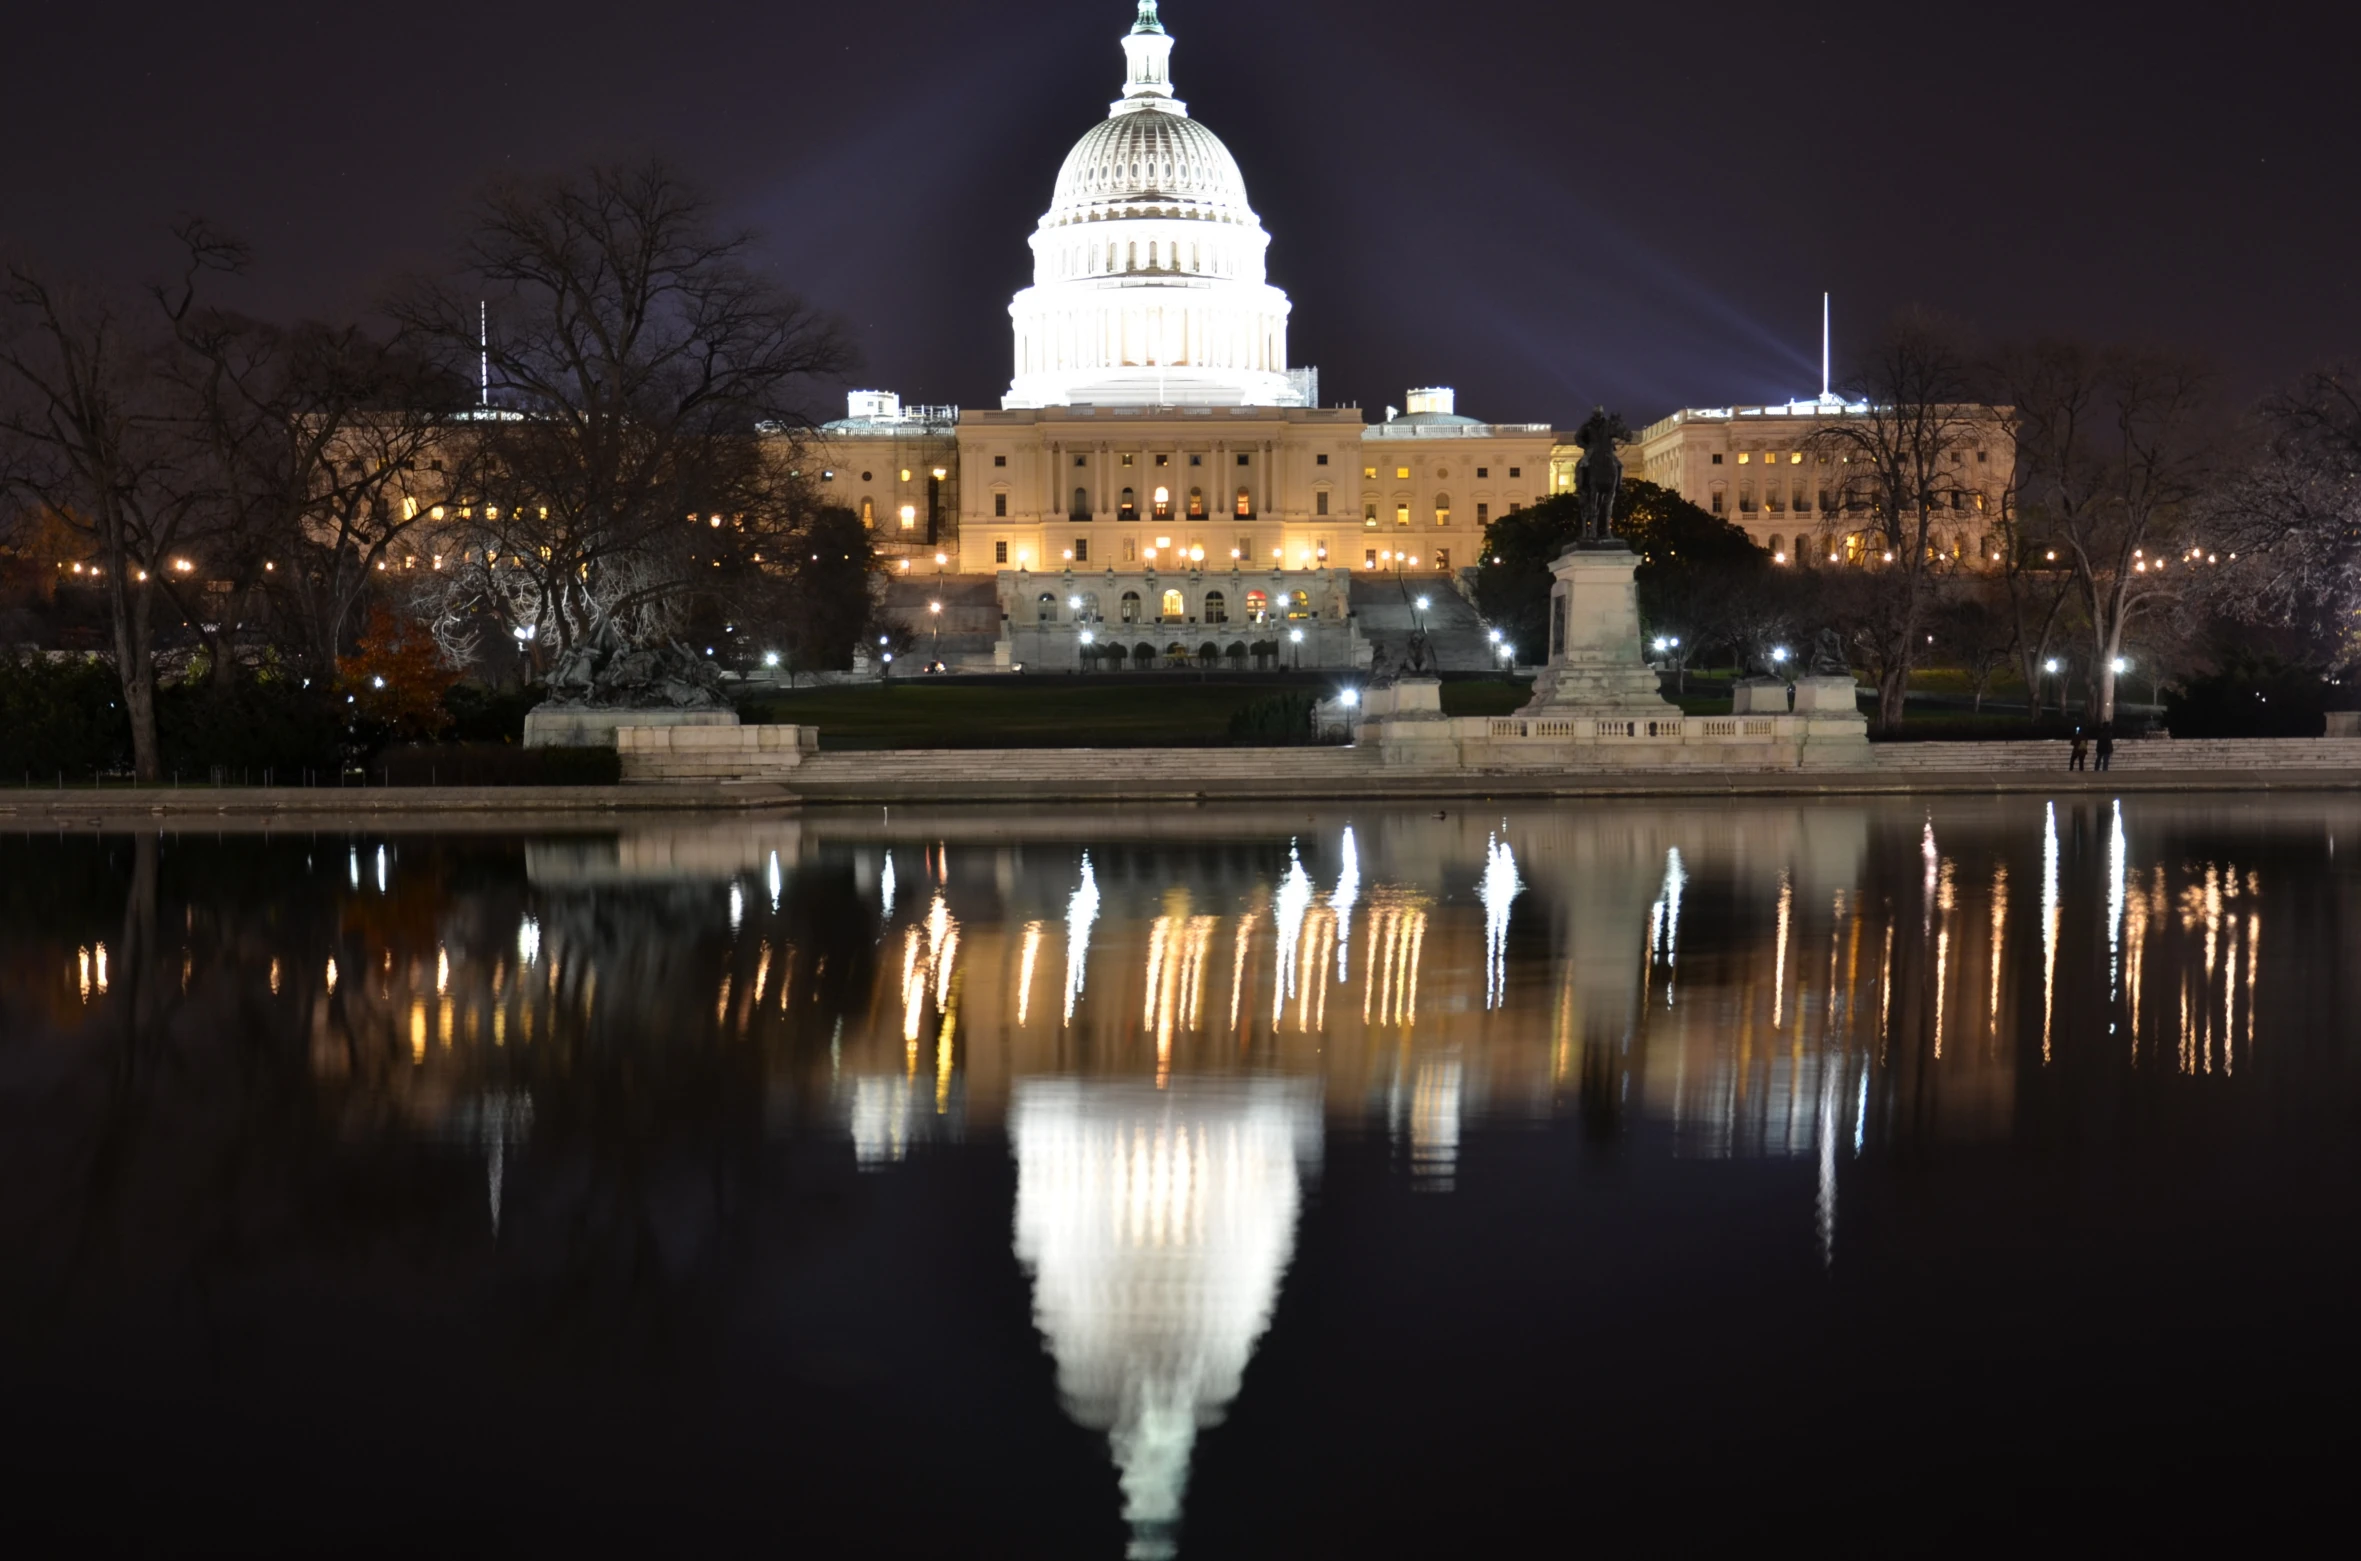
[1045,111,1256,228]
[1006,2,1306,409]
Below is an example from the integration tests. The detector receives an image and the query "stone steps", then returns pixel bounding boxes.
[1871,738,2361,771]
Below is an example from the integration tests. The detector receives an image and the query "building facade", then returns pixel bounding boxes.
[804,0,1562,668]
[1630,397,2014,565]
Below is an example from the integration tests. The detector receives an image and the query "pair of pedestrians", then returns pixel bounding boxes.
[2067,726,2115,771]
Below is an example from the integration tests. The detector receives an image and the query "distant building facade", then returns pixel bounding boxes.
[1629,397,2014,565]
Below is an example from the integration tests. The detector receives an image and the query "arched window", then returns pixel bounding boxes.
[1120,591,1142,623]
[1188,487,1205,518]
[1071,486,1090,520]
[1037,592,1059,622]
[1119,486,1137,520]
[1287,590,1310,618]
[859,498,874,526]
[1204,591,1227,623]
[1433,493,1452,527]
[1078,592,1100,620]
[1160,588,1185,621]
[1244,589,1268,623]
[1153,485,1171,521]
[1234,485,1252,518]
[1767,534,1785,561]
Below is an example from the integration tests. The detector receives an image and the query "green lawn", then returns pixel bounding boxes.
[740,680,1318,749]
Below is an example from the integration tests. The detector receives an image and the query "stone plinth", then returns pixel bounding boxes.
[1787,674,1870,766]
[1732,678,1790,714]
[1364,677,1454,766]
[616,723,816,783]
[522,705,739,749]
[1518,544,1680,718]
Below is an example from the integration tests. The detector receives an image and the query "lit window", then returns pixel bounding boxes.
[1433,494,1451,527]
[1395,504,1410,527]
[1737,453,1750,464]
[899,468,910,482]
[1235,487,1252,518]
[1395,466,1410,480]
[898,504,916,528]
[1122,453,1135,467]
[1790,452,1803,464]
[1363,466,1376,479]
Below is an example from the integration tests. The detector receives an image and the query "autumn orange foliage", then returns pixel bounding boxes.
[340,606,456,740]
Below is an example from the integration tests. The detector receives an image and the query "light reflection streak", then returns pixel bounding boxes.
[1271,845,1313,1027]
[1479,833,1522,1010]
[1988,864,2008,1030]
[2238,906,2257,1053]
[880,850,898,922]
[2041,802,2059,1064]
[767,849,782,911]
[2107,800,2126,997]
[1064,852,1101,1027]
[1017,922,1043,1028]
[1772,870,1792,1029]
[1330,827,1359,984]
[1228,912,1259,1036]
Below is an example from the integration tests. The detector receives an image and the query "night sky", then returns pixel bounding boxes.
[7,0,2355,426]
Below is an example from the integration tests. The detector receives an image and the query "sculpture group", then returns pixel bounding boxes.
[542,610,728,710]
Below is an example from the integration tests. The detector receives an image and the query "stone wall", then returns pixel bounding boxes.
[615,724,818,783]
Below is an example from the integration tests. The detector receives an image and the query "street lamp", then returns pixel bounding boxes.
[1078,627,1094,674]
[929,599,943,670]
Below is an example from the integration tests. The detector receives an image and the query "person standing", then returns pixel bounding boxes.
[2069,728,2088,771]
[2095,723,2115,772]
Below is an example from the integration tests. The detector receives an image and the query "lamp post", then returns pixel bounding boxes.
[929,599,942,671]
[2044,656,2061,720]
[1078,628,1094,676]
[1289,625,1304,672]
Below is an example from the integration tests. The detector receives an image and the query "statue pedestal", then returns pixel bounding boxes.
[1732,678,1790,714]
[1517,544,1679,718]
[522,706,740,749]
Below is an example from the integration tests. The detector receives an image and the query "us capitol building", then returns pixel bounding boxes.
[814,1,1558,671]
[811,2,2013,672]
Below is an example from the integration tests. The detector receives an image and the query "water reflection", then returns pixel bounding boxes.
[0,799,2354,1552]
[1012,1078,1318,1560]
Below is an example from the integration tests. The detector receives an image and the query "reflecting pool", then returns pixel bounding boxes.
[3,798,2357,1553]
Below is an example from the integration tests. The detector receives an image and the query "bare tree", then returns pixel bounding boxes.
[2000,339,2223,726]
[2204,366,2361,661]
[1807,310,2001,730]
[160,221,467,682]
[389,161,851,668]
[0,268,199,779]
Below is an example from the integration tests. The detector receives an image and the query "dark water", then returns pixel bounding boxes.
[3,798,2357,1554]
